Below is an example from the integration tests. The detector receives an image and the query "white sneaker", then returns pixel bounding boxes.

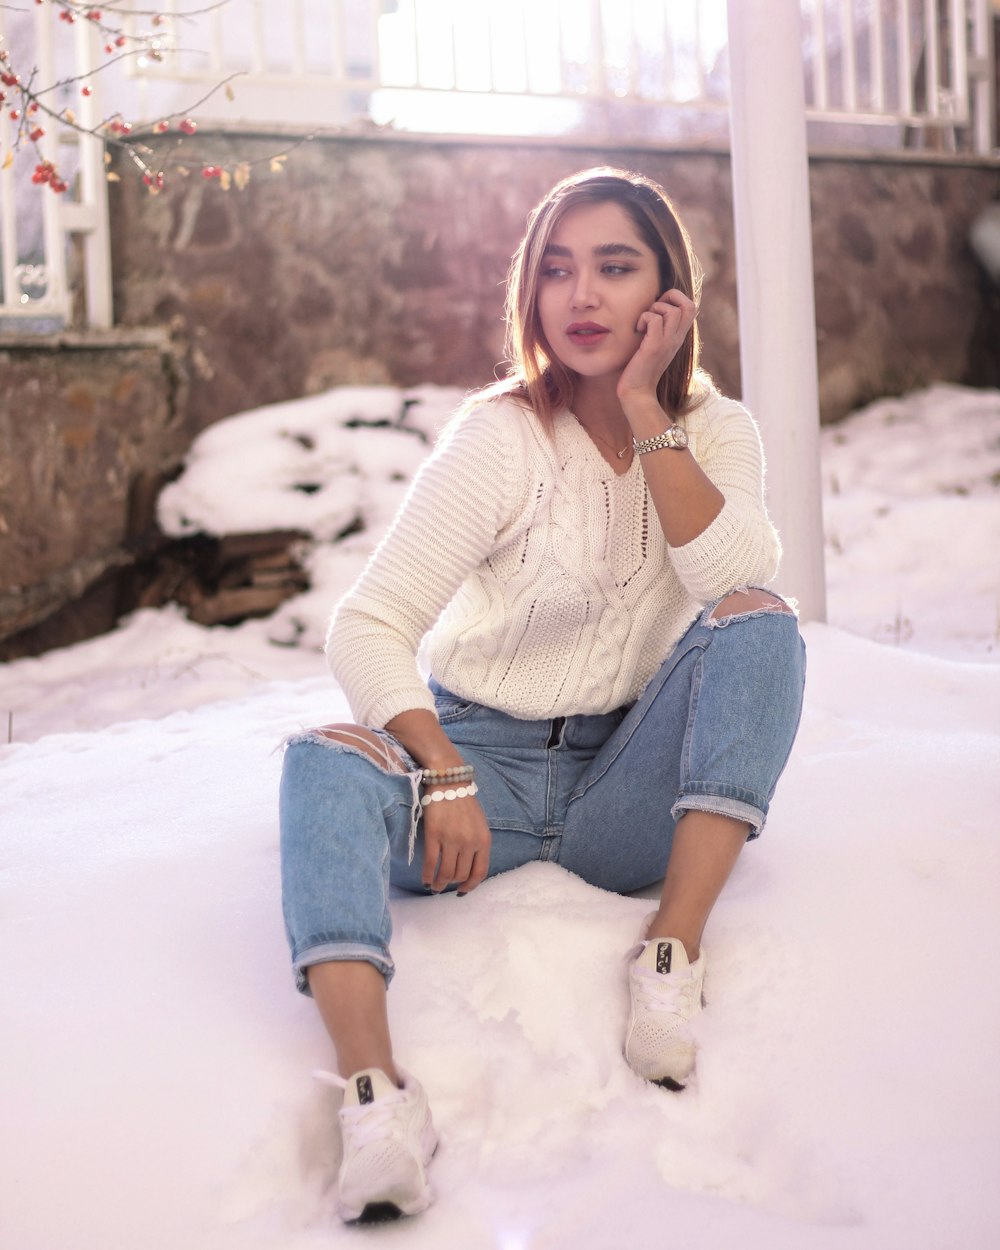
[624,923,705,1090]
[315,1067,438,1223]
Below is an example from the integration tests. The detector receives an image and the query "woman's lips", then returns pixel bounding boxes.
[566,322,610,345]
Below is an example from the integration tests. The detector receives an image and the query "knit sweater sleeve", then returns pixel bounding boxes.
[667,392,782,603]
[325,401,522,728]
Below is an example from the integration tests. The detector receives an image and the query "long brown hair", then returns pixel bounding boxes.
[483,167,705,426]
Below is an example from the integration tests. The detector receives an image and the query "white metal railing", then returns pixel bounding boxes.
[1,1,995,329]
[0,5,110,328]
[122,0,995,152]
[802,0,995,154]
[115,0,734,134]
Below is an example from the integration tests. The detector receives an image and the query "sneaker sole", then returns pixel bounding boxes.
[348,1201,407,1225]
[341,1180,434,1225]
[624,1042,696,1091]
[653,1075,686,1092]
[338,1132,438,1224]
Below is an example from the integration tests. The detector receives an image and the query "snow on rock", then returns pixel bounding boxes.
[157,384,465,540]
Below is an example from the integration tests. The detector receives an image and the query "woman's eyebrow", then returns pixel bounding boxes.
[595,242,644,258]
[541,241,645,258]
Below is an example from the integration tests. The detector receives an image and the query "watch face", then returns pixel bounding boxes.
[672,425,689,448]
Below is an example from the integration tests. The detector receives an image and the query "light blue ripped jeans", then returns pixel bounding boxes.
[279,596,806,992]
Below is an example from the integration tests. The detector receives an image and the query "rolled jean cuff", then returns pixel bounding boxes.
[292,939,395,996]
[671,788,767,840]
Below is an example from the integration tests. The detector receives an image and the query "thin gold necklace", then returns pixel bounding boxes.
[582,423,632,461]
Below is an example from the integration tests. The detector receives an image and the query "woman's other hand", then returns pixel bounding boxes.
[382,707,492,894]
[421,795,492,894]
[617,288,697,404]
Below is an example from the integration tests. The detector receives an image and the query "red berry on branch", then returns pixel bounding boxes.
[82,86,92,97]
[179,118,197,135]
[29,127,44,141]
[201,165,217,179]
[155,120,170,134]
[9,109,20,121]
[51,180,68,194]
[115,36,127,48]
[29,103,39,114]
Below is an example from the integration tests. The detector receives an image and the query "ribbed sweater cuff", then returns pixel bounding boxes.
[363,683,438,732]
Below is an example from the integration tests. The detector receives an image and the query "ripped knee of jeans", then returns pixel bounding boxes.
[282,725,424,865]
[706,587,798,629]
[286,723,411,775]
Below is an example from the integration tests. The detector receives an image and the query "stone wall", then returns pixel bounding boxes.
[810,159,1000,415]
[1,132,998,656]
[110,133,1000,433]
[0,330,186,654]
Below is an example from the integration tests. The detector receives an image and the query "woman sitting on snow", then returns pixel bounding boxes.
[279,166,806,1223]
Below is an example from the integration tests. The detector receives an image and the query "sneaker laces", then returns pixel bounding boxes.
[314,1068,349,1090]
[313,1069,409,1148]
[631,967,699,1018]
[341,1101,410,1149]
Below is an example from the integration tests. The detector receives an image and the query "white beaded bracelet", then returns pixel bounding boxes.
[419,782,479,807]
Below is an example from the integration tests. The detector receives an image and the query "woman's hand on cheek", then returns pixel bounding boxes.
[617,289,697,404]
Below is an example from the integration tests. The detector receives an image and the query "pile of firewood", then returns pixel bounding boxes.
[138,530,311,628]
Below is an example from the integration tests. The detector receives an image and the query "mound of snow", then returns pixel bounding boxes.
[2,627,998,1248]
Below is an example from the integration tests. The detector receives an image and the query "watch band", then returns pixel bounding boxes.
[633,425,689,455]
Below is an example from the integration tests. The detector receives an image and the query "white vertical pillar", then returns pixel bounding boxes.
[74,16,113,329]
[726,0,827,622]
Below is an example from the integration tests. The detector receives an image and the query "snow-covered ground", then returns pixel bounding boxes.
[2,384,999,1250]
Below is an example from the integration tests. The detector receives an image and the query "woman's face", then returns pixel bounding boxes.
[536,199,663,383]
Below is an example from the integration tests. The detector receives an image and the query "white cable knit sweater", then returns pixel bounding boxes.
[326,387,781,727]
